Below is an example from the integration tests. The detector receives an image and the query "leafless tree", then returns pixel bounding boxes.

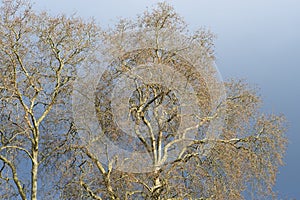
[69,2,287,200]
[0,0,99,199]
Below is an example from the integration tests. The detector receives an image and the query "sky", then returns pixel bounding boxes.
[28,0,300,198]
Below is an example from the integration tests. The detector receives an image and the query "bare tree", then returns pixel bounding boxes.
[0,1,287,200]
[69,2,287,200]
[0,0,99,199]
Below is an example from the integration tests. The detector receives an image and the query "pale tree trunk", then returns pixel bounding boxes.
[152,168,163,200]
[31,128,39,200]
[31,151,38,200]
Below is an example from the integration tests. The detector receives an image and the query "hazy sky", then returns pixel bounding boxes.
[31,0,299,198]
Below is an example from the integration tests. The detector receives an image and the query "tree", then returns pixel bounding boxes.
[69,2,287,200]
[0,0,99,199]
[0,1,287,200]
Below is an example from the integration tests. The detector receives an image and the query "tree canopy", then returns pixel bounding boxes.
[0,1,287,199]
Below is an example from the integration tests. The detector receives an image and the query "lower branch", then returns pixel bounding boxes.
[0,155,27,200]
[80,180,103,200]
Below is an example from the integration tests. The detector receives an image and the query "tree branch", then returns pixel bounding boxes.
[0,155,27,200]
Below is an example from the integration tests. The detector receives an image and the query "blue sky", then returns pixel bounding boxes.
[31,0,300,198]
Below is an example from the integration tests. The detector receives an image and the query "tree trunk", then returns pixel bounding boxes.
[31,133,39,200]
[152,169,163,200]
